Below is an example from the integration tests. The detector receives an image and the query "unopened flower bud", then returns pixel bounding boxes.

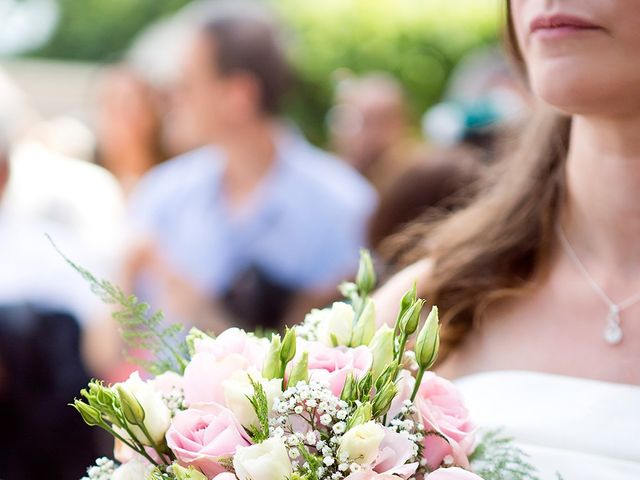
[185,327,211,357]
[288,352,309,387]
[400,299,425,336]
[351,299,376,346]
[347,402,372,429]
[372,381,398,418]
[73,400,103,426]
[280,327,297,366]
[116,385,145,427]
[262,334,282,379]
[375,360,399,390]
[356,249,376,295]
[415,306,440,370]
[368,324,394,380]
[340,372,357,401]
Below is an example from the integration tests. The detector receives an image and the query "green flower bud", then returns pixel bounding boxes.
[116,385,145,427]
[351,299,376,346]
[375,360,399,390]
[415,306,440,370]
[340,372,357,401]
[172,464,208,480]
[339,281,358,301]
[356,371,373,400]
[347,401,372,429]
[288,352,309,387]
[368,324,395,380]
[72,400,103,426]
[280,327,297,365]
[400,299,425,336]
[372,381,398,418]
[262,334,282,379]
[356,249,376,295]
[185,327,213,357]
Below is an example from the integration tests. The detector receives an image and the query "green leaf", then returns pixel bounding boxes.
[49,236,189,375]
[245,377,270,443]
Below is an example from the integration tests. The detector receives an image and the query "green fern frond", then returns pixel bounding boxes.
[49,236,189,375]
[470,429,540,480]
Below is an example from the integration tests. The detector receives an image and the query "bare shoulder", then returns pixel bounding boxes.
[373,258,432,327]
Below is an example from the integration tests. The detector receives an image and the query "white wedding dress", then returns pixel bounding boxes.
[455,371,640,479]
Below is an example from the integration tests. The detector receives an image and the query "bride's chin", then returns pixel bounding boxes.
[529,69,640,116]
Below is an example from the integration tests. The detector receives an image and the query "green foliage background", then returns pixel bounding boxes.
[32,0,502,143]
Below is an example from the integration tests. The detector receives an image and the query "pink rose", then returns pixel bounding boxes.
[194,328,267,369]
[415,373,476,470]
[151,371,184,396]
[344,471,403,480]
[183,352,250,405]
[426,467,484,480]
[213,474,239,480]
[373,428,418,478]
[166,403,251,478]
[303,341,372,396]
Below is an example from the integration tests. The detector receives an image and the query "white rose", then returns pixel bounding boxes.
[338,421,386,466]
[111,459,153,480]
[223,369,281,428]
[233,437,292,480]
[317,302,355,347]
[117,371,171,445]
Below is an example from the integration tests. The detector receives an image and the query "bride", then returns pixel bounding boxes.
[376,0,640,478]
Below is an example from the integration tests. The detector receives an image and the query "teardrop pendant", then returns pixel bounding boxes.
[604,305,623,345]
[604,322,623,345]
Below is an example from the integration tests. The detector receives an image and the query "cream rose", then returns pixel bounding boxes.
[116,371,171,445]
[338,421,386,466]
[223,369,282,428]
[233,437,292,480]
[111,458,153,480]
[315,302,355,346]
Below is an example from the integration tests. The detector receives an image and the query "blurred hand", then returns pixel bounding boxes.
[122,239,231,333]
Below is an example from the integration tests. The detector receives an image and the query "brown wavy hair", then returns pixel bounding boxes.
[383,1,572,360]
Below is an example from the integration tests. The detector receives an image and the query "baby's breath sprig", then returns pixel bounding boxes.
[81,457,117,480]
[269,381,352,480]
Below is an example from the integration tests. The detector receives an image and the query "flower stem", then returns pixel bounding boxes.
[101,423,160,467]
[410,367,425,402]
[139,422,171,465]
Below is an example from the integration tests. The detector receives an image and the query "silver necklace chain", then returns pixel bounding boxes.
[556,223,640,345]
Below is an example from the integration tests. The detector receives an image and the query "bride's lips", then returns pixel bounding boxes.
[530,14,604,39]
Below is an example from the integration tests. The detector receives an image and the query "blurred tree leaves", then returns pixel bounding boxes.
[30,0,501,144]
[33,0,191,62]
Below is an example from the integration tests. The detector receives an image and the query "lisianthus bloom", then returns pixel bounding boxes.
[192,328,268,369]
[303,341,372,396]
[415,373,476,470]
[182,352,251,405]
[166,403,251,478]
[233,437,292,480]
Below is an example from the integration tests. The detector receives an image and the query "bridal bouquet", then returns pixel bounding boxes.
[65,250,537,480]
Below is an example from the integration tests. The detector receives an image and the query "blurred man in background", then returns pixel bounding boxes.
[127,3,376,332]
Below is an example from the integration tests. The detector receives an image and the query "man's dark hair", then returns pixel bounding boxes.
[201,5,294,115]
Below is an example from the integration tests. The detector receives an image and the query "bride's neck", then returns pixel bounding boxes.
[563,114,640,270]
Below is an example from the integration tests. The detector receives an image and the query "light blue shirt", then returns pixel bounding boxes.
[129,129,377,304]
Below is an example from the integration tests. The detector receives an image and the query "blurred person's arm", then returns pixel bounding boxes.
[122,239,233,334]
